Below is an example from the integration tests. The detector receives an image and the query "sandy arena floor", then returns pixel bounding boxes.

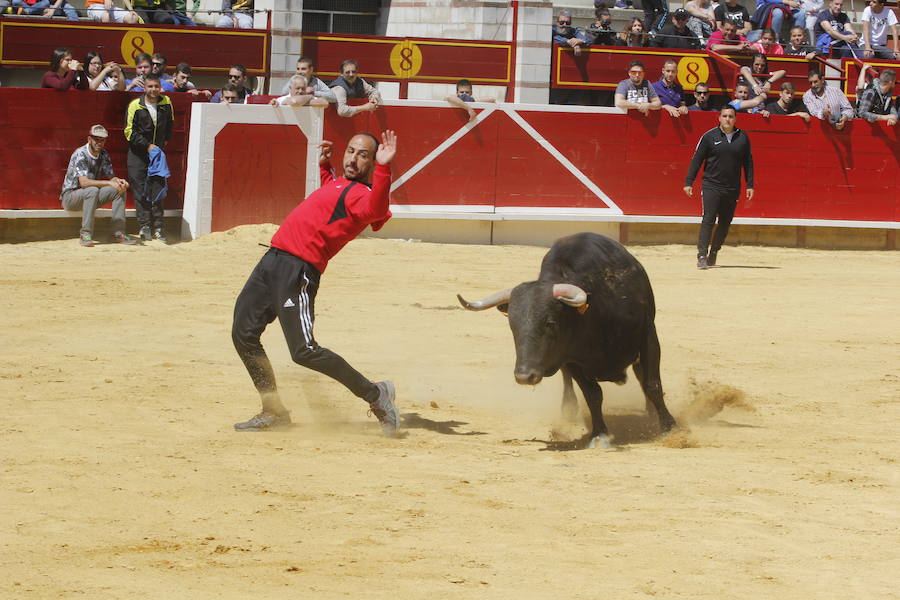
[1,226,898,599]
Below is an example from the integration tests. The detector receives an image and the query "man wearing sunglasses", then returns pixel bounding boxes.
[210,65,252,103]
[553,10,587,55]
[61,125,136,247]
[688,81,715,110]
[614,60,662,116]
[149,52,176,91]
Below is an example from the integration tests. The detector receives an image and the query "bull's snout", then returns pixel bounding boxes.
[514,368,543,386]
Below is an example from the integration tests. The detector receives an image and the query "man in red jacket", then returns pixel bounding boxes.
[232,130,400,435]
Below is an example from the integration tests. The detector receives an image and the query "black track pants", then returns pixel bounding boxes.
[232,248,379,409]
[697,186,738,258]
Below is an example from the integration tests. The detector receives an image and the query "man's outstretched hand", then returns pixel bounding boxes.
[318,140,333,165]
[376,130,397,165]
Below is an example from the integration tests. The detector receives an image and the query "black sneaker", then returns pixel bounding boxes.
[697,256,709,270]
[152,228,168,243]
[368,381,399,436]
[233,411,291,431]
[708,251,718,267]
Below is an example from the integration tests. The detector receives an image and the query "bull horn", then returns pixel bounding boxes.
[553,284,587,307]
[457,289,512,311]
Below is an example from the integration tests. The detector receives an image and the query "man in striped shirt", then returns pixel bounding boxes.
[803,69,853,129]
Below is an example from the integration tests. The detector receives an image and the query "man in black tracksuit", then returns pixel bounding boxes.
[683,105,754,269]
[125,72,173,242]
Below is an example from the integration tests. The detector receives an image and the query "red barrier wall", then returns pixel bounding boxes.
[0,88,194,210]
[319,103,899,223]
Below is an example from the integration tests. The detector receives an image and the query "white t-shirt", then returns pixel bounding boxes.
[862,6,898,46]
[146,100,158,126]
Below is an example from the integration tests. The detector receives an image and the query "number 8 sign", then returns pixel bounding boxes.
[677,56,709,91]
[120,30,155,66]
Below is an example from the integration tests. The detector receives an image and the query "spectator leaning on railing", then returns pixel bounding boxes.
[784,25,819,57]
[125,53,153,92]
[329,59,382,117]
[652,58,689,117]
[708,20,753,53]
[270,75,329,107]
[280,57,336,104]
[445,78,496,122]
[856,67,898,125]
[803,68,853,129]
[171,63,211,98]
[760,81,811,121]
[614,59,662,116]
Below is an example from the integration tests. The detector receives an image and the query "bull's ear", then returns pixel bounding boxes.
[496,303,509,315]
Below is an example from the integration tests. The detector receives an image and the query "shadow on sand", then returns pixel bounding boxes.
[401,412,487,436]
[523,412,681,452]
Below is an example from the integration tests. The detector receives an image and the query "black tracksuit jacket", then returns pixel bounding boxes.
[684,126,754,192]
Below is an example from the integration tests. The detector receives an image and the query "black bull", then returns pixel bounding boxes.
[457,233,677,448]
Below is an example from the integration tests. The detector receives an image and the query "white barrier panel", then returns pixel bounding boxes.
[181,103,324,240]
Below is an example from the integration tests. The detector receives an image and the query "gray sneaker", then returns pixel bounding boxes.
[369,381,399,436]
[233,411,291,431]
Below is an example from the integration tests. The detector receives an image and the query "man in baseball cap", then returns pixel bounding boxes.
[652,7,703,48]
[60,124,136,246]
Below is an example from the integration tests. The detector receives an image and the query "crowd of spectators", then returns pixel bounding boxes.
[0,0,258,27]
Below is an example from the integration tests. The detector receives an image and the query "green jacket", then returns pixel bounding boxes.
[125,94,173,154]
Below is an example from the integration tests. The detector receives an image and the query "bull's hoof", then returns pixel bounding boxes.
[586,434,612,450]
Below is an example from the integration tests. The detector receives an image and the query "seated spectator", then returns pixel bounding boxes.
[784,25,819,58]
[583,6,621,46]
[753,28,785,54]
[614,59,662,116]
[12,0,76,19]
[86,0,139,23]
[751,1,806,43]
[856,67,898,125]
[171,63,212,98]
[861,0,899,60]
[210,65,252,103]
[803,68,853,129]
[85,51,125,91]
[60,125,136,247]
[802,0,824,44]
[170,0,197,25]
[125,53,153,92]
[132,0,175,24]
[760,81,811,121]
[329,59,382,117]
[280,57,336,104]
[813,0,859,57]
[653,58,689,117]
[217,0,253,28]
[445,78,497,122]
[150,53,176,91]
[738,53,786,101]
[708,20,754,53]
[42,48,88,90]
[715,0,752,38]
[685,0,717,42]
[688,81,715,110]
[270,75,329,107]
[0,0,9,12]
[553,10,587,56]
[728,82,768,112]
[219,83,241,105]
[619,17,649,47]
[642,0,669,34]
[652,8,702,49]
